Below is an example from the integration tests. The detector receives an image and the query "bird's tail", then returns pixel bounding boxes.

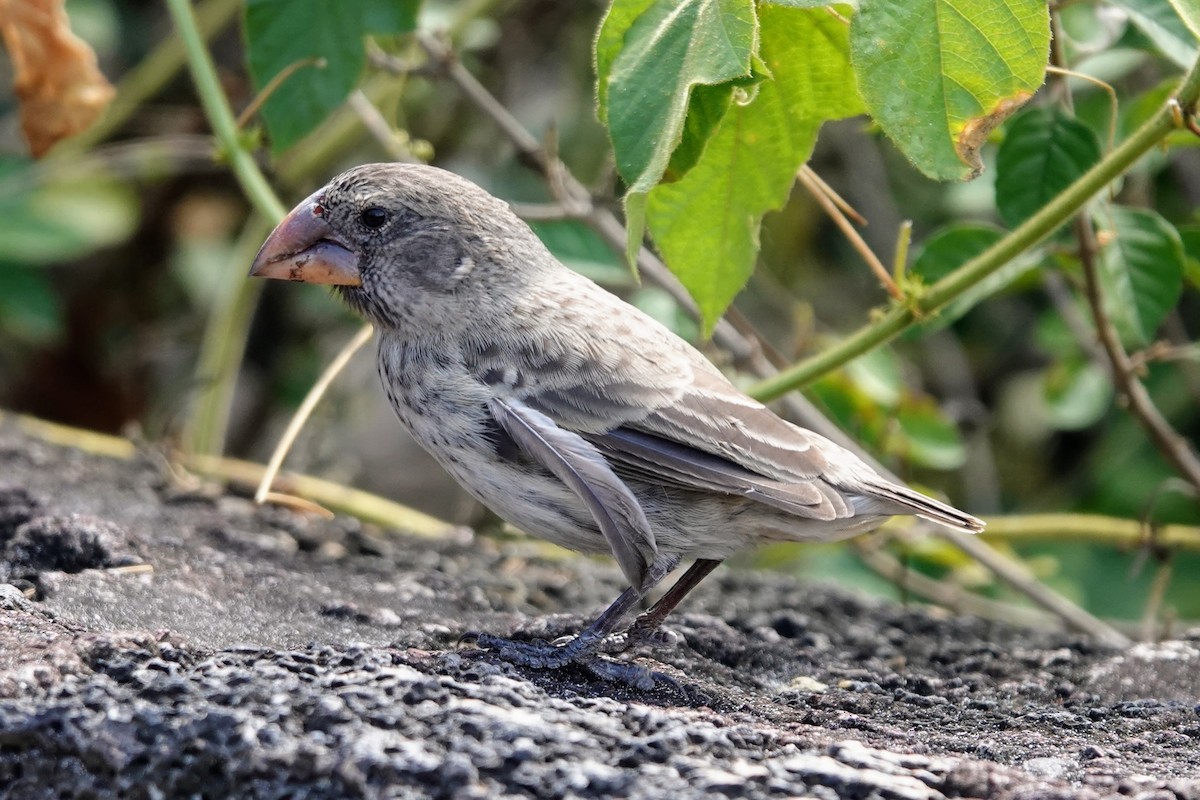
[864,481,986,534]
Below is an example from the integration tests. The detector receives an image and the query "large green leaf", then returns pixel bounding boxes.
[1096,206,1185,347]
[601,0,757,193]
[595,0,659,125]
[1169,0,1200,38]
[850,0,1050,180]
[1109,0,1198,69]
[644,5,862,333]
[598,0,757,264]
[994,107,1102,228]
[244,0,419,153]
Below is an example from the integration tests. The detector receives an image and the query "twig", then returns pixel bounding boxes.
[236,57,328,129]
[796,168,901,299]
[800,165,866,224]
[347,91,420,163]
[8,412,449,538]
[255,323,375,503]
[980,513,1200,551]
[1075,215,1200,496]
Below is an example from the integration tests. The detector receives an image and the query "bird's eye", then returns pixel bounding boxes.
[360,206,388,229]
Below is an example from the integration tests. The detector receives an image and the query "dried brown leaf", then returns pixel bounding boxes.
[0,0,115,156]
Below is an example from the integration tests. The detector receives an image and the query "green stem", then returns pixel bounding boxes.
[751,54,1200,402]
[183,216,271,456]
[165,0,286,223]
[981,514,1200,552]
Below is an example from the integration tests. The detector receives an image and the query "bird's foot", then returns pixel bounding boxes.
[463,631,678,692]
[595,625,684,654]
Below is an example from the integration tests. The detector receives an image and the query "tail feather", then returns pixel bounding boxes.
[863,482,986,534]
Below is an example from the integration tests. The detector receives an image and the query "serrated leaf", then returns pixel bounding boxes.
[850,0,1050,180]
[1169,0,1200,38]
[244,0,419,153]
[1109,0,1198,69]
[595,0,658,124]
[995,107,1102,229]
[665,82,736,181]
[761,0,832,6]
[1096,206,1185,347]
[643,5,861,333]
[909,223,1038,328]
[1043,359,1113,430]
[604,0,757,195]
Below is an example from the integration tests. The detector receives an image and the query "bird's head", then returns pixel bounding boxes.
[250,163,538,330]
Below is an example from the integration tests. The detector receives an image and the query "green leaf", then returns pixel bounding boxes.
[244,0,420,153]
[595,0,658,124]
[603,0,757,193]
[0,165,140,264]
[1043,359,1113,430]
[1178,225,1200,289]
[995,107,1102,228]
[845,345,903,407]
[1169,0,1200,38]
[528,220,630,286]
[643,5,862,333]
[850,0,1050,180]
[1108,0,1198,69]
[1096,206,1185,347]
[909,223,1037,327]
[892,402,966,470]
[0,264,64,345]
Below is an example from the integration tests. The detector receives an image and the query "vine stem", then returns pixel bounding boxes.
[751,52,1200,401]
[165,0,286,223]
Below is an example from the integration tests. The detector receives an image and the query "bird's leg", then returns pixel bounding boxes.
[470,555,680,672]
[603,559,723,653]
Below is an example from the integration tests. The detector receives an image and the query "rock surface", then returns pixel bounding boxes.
[1,419,1198,799]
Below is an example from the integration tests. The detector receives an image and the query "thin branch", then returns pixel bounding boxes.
[981,513,1200,552]
[9,412,450,537]
[255,323,375,503]
[800,165,866,225]
[796,168,901,299]
[347,90,420,163]
[749,52,1200,401]
[1075,216,1200,496]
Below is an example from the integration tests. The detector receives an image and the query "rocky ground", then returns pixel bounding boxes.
[1,417,1198,799]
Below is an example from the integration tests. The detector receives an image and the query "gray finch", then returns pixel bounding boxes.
[251,163,984,680]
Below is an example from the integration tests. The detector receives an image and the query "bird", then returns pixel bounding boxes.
[250,163,984,686]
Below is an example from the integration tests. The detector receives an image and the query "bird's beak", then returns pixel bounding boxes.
[249,189,362,286]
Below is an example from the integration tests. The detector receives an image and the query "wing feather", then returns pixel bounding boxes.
[488,396,658,589]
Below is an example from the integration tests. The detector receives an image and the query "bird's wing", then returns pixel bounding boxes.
[487,396,659,590]
[465,279,859,524]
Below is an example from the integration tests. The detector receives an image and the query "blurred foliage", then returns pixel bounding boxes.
[0,0,1198,630]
